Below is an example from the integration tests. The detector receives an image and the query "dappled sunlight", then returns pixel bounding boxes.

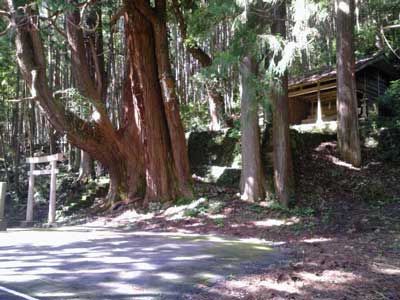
[35,292,77,298]
[371,263,400,275]
[302,237,333,243]
[298,269,360,284]
[216,265,361,299]
[252,217,300,228]
[172,254,214,261]
[325,154,361,170]
[314,141,361,170]
[118,271,142,280]
[156,272,182,281]
[194,272,224,282]
[0,228,284,299]
[0,274,43,283]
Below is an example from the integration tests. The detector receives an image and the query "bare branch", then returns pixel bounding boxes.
[46,15,68,40]
[77,0,100,33]
[383,24,400,30]
[6,96,37,103]
[380,26,400,60]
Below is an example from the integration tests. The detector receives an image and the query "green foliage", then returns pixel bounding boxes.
[186,0,239,41]
[269,202,315,217]
[184,201,209,217]
[181,101,210,131]
[377,80,400,118]
[214,218,225,227]
[176,196,196,206]
[377,125,400,162]
[355,26,380,57]
[249,203,264,213]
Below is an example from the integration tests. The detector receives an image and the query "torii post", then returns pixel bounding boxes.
[26,153,64,225]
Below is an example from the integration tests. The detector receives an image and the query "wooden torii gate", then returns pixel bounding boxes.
[26,153,64,225]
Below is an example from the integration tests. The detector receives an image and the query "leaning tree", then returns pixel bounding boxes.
[2,0,193,205]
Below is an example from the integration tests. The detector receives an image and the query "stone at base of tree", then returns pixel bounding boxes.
[0,220,7,231]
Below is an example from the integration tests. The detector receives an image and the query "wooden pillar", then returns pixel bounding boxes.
[48,160,57,224]
[26,163,35,222]
[0,182,6,231]
[316,84,323,125]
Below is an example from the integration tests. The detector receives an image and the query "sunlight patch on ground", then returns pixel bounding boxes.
[195,272,224,282]
[0,274,42,283]
[132,262,158,271]
[298,269,360,284]
[237,237,285,246]
[207,214,227,219]
[80,251,114,258]
[220,269,359,297]
[0,228,286,299]
[372,263,400,275]
[156,272,182,281]
[302,237,333,243]
[172,255,214,261]
[98,281,149,295]
[252,218,299,228]
[85,209,154,227]
[72,268,123,274]
[0,261,60,269]
[118,271,142,280]
[35,292,76,297]
[324,154,361,170]
[227,277,300,294]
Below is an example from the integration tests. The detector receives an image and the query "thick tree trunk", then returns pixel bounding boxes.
[77,151,95,182]
[124,5,177,202]
[152,0,193,198]
[271,0,295,207]
[336,0,362,167]
[124,0,192,202]
[239,56,265,202]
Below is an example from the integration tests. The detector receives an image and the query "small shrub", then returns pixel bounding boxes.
[377,126,400,162]
[214,218,225,227]
[249,204,264,213]
[377,79,400,118]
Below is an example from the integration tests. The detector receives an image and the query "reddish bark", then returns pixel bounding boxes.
[124,0,193,202]
[9,0,191,205]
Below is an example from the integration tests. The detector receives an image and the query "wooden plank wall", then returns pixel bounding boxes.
[288,98,309,124]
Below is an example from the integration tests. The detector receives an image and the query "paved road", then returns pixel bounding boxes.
[0,227,285,300]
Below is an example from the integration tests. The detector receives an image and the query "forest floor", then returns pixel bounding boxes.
[76,139,400,300]
[3,136,400,299]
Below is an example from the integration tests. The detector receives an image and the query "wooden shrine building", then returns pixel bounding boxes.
[288,53,399,125]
